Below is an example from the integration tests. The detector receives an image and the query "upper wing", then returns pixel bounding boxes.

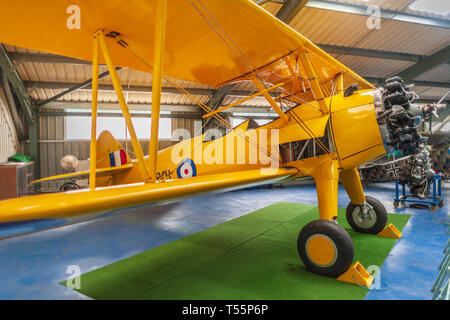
[0,168,298,224]
[0,0,372,93]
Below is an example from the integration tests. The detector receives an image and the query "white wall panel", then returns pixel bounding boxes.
[0,88,20,163]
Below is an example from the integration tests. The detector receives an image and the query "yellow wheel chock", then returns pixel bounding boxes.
[377,223,402,239]
[337,261,374,288]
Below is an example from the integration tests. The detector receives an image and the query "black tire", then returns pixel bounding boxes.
[59,182,81,191]
[297,220,354,277]
[346,195,388,234]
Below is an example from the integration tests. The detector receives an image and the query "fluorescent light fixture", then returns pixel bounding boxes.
[233,112,278,117]
[66,108,170,115]
[409,0,450,16]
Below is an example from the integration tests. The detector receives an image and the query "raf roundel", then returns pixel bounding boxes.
[177,159,197,179]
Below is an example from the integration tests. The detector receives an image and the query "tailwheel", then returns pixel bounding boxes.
[393,201,399,207]
[346,195,387,234]
[297,220,354,277]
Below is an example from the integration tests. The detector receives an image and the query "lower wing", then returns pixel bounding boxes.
[0,168,298,238]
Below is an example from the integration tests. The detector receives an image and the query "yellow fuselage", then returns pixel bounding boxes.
[107,89,386,187]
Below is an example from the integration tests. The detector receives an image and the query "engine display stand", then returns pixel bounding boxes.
[394,173,444,212]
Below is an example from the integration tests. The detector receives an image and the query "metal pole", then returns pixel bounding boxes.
[433,174,437,202]
[89,34,99,189]
[37,67,121,107]
[149,0,168,183]
[395,180,399,201]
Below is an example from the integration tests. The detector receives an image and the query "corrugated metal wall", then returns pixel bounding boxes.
[0,88,20,162]
[29,113,197,191]
[171,112,202,138]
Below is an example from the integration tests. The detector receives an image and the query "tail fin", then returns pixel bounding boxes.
[96,130,130,169]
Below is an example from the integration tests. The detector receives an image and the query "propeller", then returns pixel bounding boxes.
[425,90,449,133]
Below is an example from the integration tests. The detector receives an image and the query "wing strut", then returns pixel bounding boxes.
[201,82,285,119]
[90,30,150,183]
[148,0,168,183]
[89,34,99,189]
[298,51,329,114]
[251,76,289,123]
[336,73,344,95]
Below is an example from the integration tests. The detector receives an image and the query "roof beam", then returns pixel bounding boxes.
[24,77,450,101]
[8,52,94,66]
[306,0,450,29]
[41,101,274,114]
[276,0,310,24]
[0,71,25,138]
[317,44,424,62]
[27,80,215,96]
[43,102,202,112]
[38,111,202,119]
[9,47,448,66]
[396,45,450,81]
[207,84,237,110]
[0,45,33,122]
[203,83,237,131]
[38,110,278,120]
[36,67,121,107]
[365,77,450,89]
[255,0,276,5]
[25,80,279,98]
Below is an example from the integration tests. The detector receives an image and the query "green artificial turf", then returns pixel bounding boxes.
[61,202,410,300]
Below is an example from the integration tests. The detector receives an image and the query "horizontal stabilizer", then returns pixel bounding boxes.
[31,164,133,184]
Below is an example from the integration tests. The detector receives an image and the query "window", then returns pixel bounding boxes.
[409,0,450,16]
[229,117,272,129]
[66,116,172,140]
[255,119,271,126]
[230,117,247,128]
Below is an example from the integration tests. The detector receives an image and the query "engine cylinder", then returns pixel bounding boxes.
[374,77,426,156]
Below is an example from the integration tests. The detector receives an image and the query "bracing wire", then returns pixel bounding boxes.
[111,42,283,168]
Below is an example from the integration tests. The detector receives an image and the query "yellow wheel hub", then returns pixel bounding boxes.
[306,235,336,266]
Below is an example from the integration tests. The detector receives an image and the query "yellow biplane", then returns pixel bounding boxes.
[0,0,424,284]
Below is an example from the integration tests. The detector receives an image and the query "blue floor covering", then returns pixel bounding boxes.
[0,181,448,299]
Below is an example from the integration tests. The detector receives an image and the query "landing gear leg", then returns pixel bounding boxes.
[297,158,354,277]
[341,168,387,234]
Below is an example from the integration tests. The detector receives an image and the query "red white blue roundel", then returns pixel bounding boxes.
[177,159,197,178]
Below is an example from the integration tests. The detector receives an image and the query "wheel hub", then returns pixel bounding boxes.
[352,203,377,229]
[305,234,338,267]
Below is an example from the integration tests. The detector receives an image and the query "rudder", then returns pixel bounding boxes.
[96,130,130,169]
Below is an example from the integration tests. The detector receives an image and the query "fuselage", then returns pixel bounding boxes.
[103,89,387,187]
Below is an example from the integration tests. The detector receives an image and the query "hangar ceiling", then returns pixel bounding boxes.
[1,0,449,116]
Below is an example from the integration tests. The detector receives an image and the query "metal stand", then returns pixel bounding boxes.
[394,173,443,212]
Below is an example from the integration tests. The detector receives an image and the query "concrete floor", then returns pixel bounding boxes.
[0,181,448,300]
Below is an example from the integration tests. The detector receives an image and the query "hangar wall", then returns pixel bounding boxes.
[0,87,20,162]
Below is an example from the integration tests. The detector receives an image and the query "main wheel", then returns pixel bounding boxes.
[297,220,354,277]
[346,195,387,234]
